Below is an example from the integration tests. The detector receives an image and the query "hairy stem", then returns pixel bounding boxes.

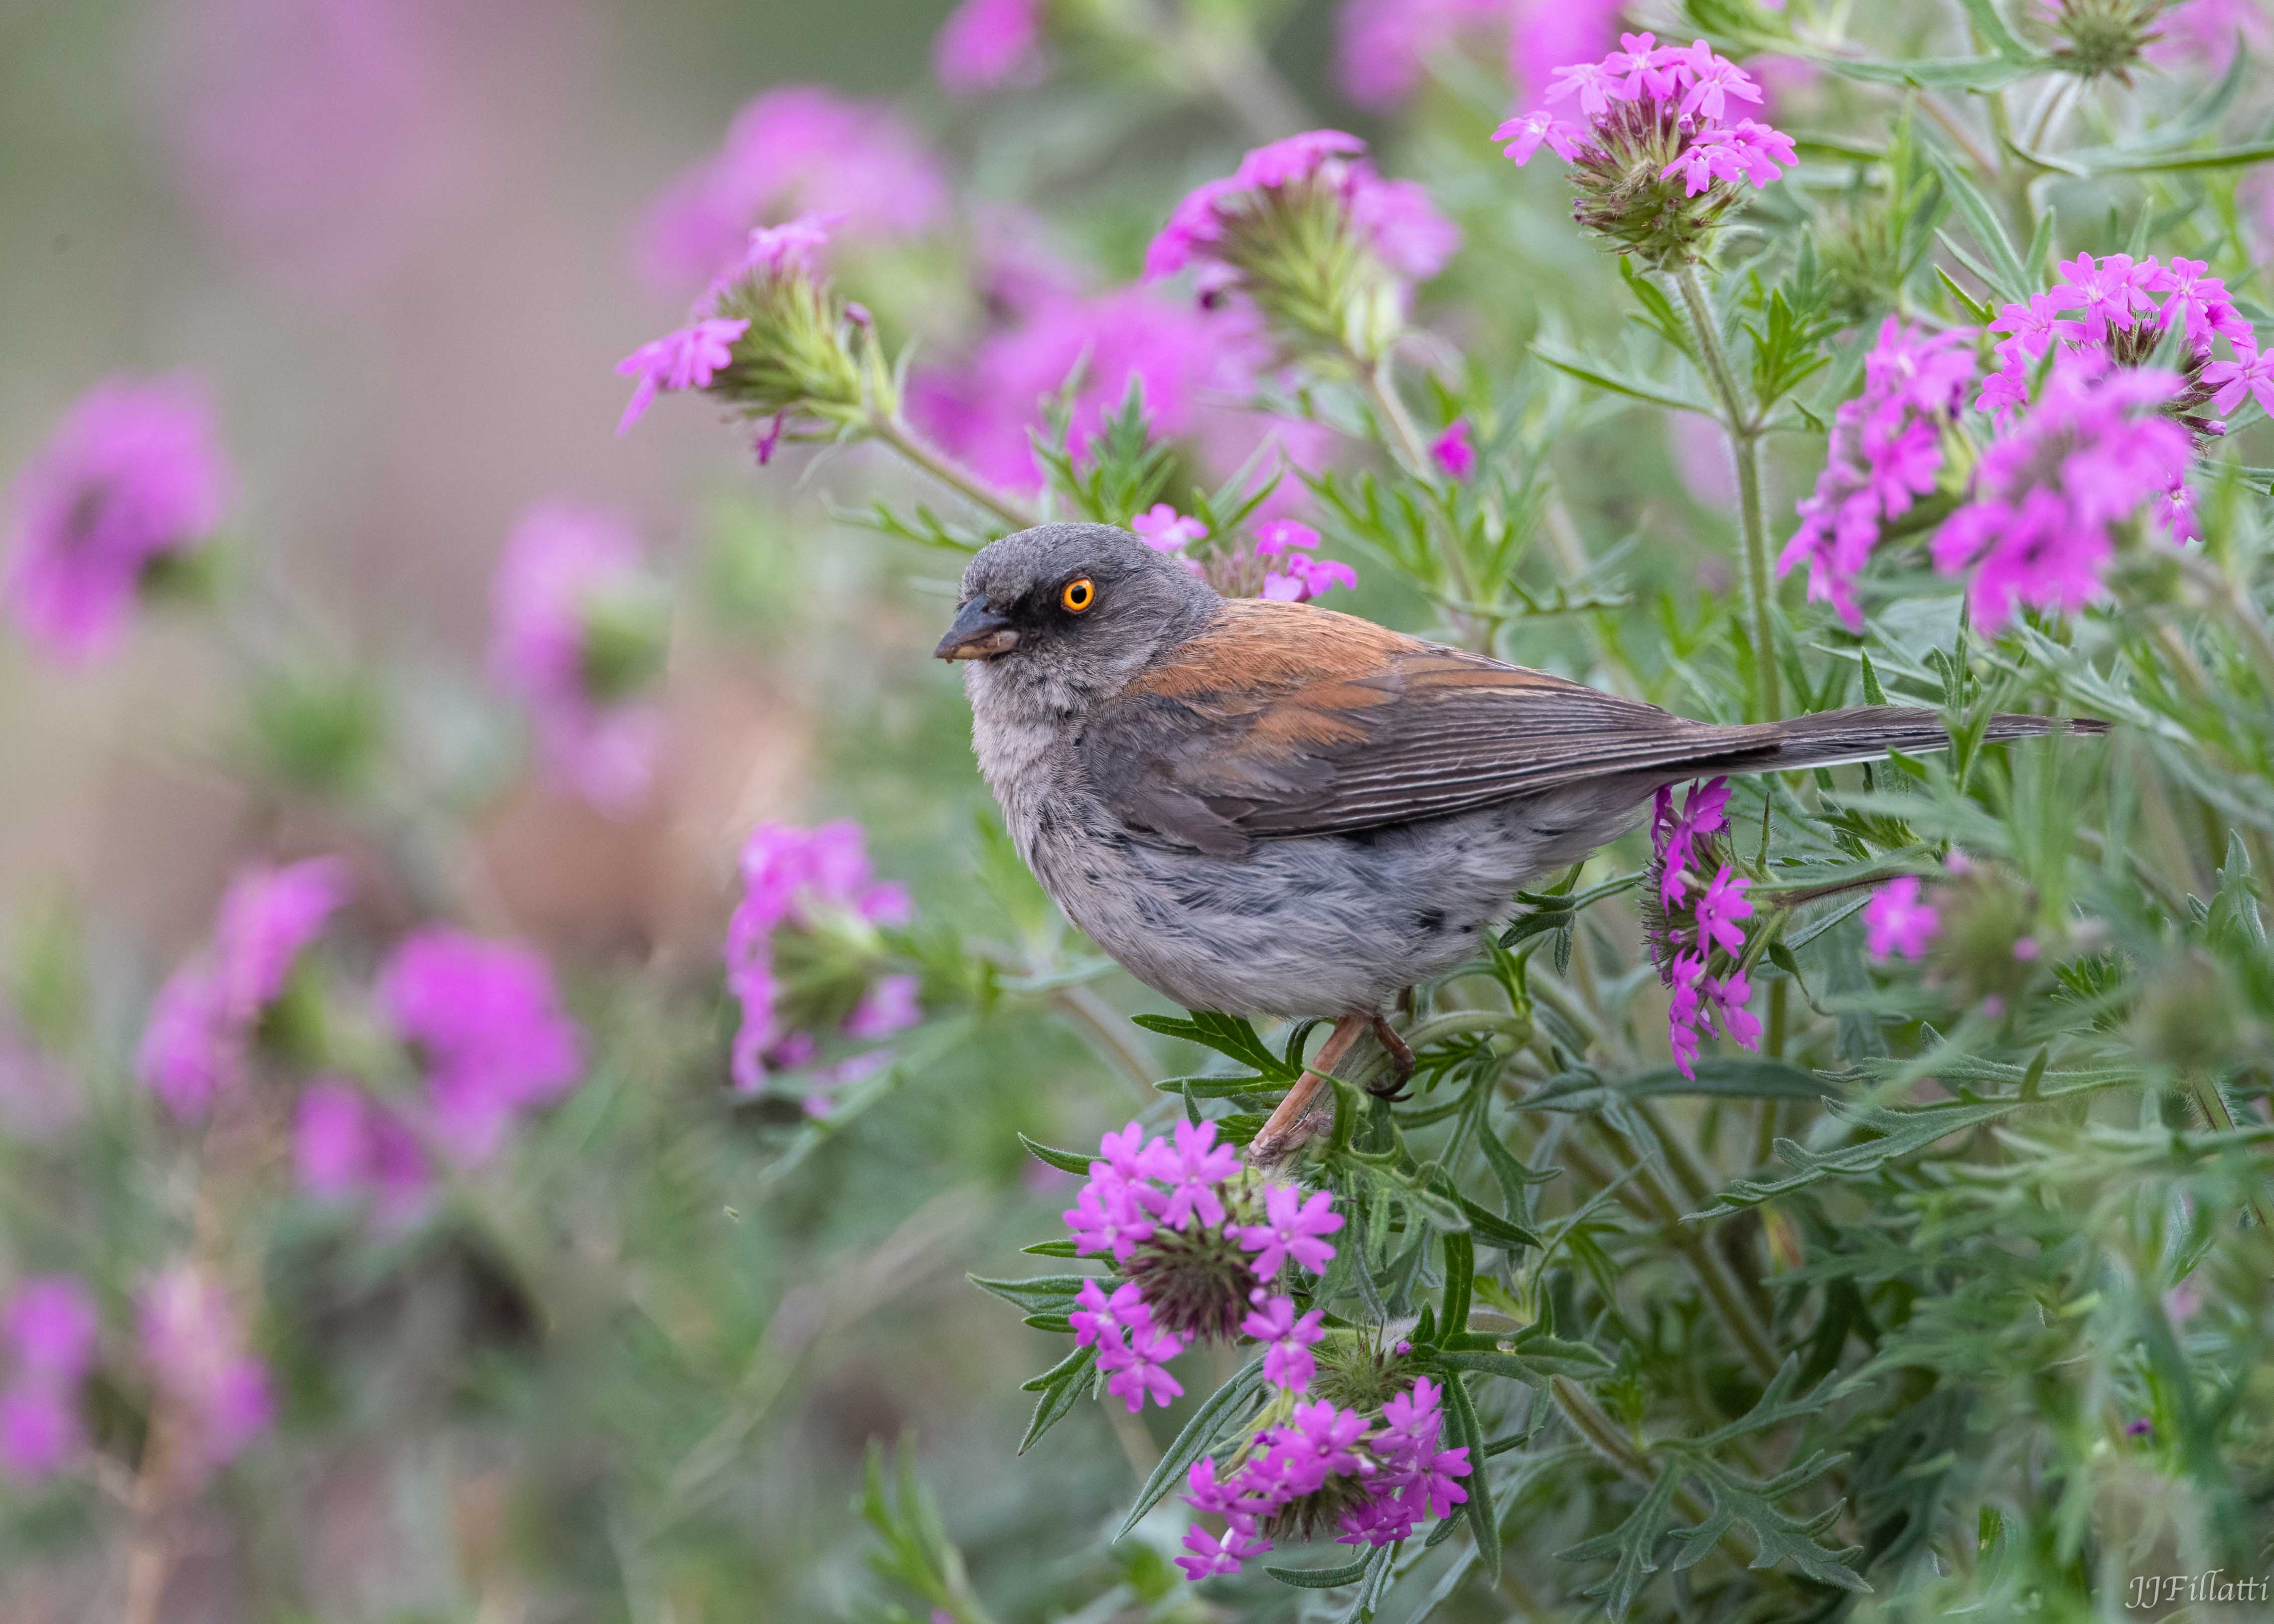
[1672,262,1782,720]
[869,412,1041,531]
[1550,1378,1713,1521]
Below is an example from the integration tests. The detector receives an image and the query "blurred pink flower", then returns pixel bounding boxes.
[294,1079,432,1224]
[614,318,749,436]
[1507,0,1629,103]
[1430,418,1476,480]
[724,821,911,1093]
[1335,0,1504,110]
[162,0,496,294]
[844,975,923,1041]
[2148,0,2272,66]
[934,0,1046,91]
[0,1388,78,1479]
[1133,505,1210,551]
[489,506,667,819]
[1,1274,100,1478]
[136,858,351,1119]
[376,929,582,1163]
[1863,877,1940,961]
[638,87,948,290]
[907,284,1332,503]
[3,378,229,662]
[138,1265,273,1478]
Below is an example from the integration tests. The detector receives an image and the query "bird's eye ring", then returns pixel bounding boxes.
[1061,578,1096,613]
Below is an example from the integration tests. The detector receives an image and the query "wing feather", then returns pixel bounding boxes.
[1077,599,1776,849]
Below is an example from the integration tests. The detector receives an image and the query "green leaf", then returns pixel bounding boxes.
[1442,1373,1501,1572]
[1531,340,1714,415]
[1263,1555,1375,1588]
[1454,1193,1544,1253]
[968,1273,1097,1315]
[1440,1227,1475,1338]
[1559,1463,1683,1620]
[1437,1340,1613,1384]
[1016,1134,1093,1177]
[1926,151,2032,305]
[1520,1057,1825,1110]
[1820,52,2045,90]
[1670,1454,1867,1592]
[1130,1011,1295,1079]
[1017,1343,1098,1455]
[2061,138,2274,175]
[1115,1358,1266,1539]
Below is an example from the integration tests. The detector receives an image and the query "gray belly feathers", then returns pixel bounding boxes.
[974,704,1612,1018]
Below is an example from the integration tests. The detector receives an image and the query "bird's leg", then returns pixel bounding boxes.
[1246,1012,1369,1166]
[1368,1015,1415,1099]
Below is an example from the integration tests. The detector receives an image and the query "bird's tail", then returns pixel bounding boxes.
[1744,706,2109,775]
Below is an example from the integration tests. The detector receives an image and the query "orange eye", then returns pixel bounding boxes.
[1061,577,1096,613]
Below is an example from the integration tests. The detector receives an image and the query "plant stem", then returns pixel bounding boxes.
[869,412,1041,531]
[2024,79,2077,154]
[1050,986,1160,1107]
[1672,262,1782,720]
[2187,1077,2274,1233]
[1550,1378,1713,1521]
[1363,355,1491,650]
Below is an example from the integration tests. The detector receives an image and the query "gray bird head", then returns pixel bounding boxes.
[936,523,1219,719]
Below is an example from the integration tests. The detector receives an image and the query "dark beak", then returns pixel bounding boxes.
[934,596,1020,661]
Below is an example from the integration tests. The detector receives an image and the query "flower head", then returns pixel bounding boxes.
[933,0,1044,91]
[1145,131,1457,362]
[1496,39,1795,265]
[1430,417,1477,480]
[376,929,582,1164]
[1864,877,1941,961]
[1132,504,1210,551]
[136,857,350,1119]
[489,506,668,817]
[614,318,749,436]
[4,378,230,661]
[638,87,946,290]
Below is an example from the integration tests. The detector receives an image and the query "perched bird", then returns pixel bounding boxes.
[937,523,2104,1156]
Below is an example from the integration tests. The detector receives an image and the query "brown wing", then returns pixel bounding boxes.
[1076,599,1779,854]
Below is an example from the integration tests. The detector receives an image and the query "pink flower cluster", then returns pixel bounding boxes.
[1862,876,1940,961]
[1144,130,1460,288]
[138,1264,274,1480]
[3,377,230,663]
[1934,361,2194,629]
[908,279,1335,504]
[723,822,917,1098]
[1175,1375,1472,1578]
[488,506,667,818]
[137,857,352,1120]
[638,87,946,291]
[1779,319,1978,629]
[1332,0,1627,111]
[1132,511,1360,603]
[0,1276,99,1480]
[1648,779,1759,1078]
[1065,1120,1341,1276]
[376,928,583,1165]
[1494,33,1796,195]
[294,1079,432,1225]
[933,0,1045,92]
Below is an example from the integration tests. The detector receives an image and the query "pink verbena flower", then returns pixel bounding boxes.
[1144,132,1457,359]
[723,821,911,1093]
[932,0,1044,92]
[1498,36,1793,261]
[293,1078,432,1225]
[138,1265,273,1479]
[613,318,748,436]
[1236,1184,1344,1276]
[1241,1290,1327,1391]
[1088,1282,1186,1413]
[1937,360,2192,627]
[638,87,946,290]
[1650,775,1730,908]
[3,378,230,662]
[1430,417,1477,479]
[1863,876,1940,960]
[376,929,582,1164]
[489,506,668,819]
[844,974,922,1041]
[2201,332,2274,417]
[1133,504,1210,551]
[1693,865,1753,956]
[136,857,351,1120]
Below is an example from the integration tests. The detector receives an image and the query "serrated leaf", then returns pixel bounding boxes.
[968,1272,1098,1315]
[1520,1057,1824,1110]
[1017,1134,1093,1177]
[1130,1011,1295,1079]
[1442,1373,1500,1571]
[1115,1357,1266,1539]
[1531,339,1714,415]
[1560,1463,1683,1620]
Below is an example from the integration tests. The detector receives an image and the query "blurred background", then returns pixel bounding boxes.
[13,0,2266,1617]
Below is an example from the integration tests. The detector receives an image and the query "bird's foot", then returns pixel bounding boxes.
[1367,1014,1415,1100]
[1247,1011,1369,1165]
